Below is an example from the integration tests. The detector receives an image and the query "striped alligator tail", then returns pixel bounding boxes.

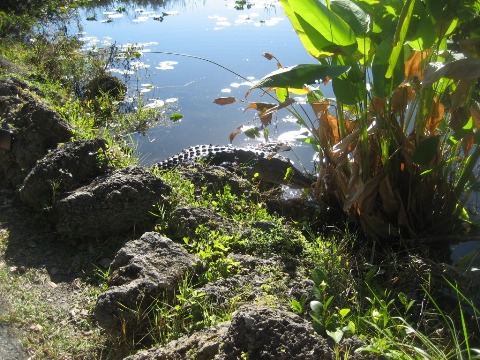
[153,144,313,189]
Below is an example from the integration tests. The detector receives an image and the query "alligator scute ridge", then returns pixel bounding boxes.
[153,144,313,189]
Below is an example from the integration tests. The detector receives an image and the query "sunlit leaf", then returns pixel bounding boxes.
[339,308,351,318]
[413,136,440,165]
[330,0,370,36]
[275,87,289,102]
[391,84,414,115]
[386,0,415,79]
[372,36,404,98]
[310,300,323,313]
[246,64,350,96]
[213,97,237,106]
[326,328,344,344]
[280,0,357,58]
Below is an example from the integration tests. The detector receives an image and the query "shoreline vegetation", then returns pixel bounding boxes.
[0,0,479,359]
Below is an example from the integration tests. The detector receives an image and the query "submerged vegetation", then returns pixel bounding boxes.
[0,0,479,359]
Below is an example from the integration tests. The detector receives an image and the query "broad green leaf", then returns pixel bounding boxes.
[339,308,351,318]
[332,55,364,104]
[275,87,289,102]
[280,0,357,58]
[310,300,323,313]
[280,0,334,58]
[413,135,440,165]
[311,267,328,286]
[406,3,436,50]
[330,0,370,36]
[326,328,344,344]
[246,64,350,95]
[372,36,404,98]
[356,36,376,65]
[386,0,415,78]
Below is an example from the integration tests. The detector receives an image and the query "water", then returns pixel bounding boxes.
[75,0,323,169]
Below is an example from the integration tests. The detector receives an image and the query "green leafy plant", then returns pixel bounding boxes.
[309,267,356,344]
[147,274,229,346]
[183,225,242,283]
[223,0,480,238]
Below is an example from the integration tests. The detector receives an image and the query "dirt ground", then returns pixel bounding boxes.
[0,188,109,359]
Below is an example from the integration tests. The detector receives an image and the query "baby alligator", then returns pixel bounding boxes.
[153,144,313,189]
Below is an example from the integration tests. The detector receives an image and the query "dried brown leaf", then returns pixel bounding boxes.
[244,102,276,112]
[262,97,295,117]
[358,175,382,216]
[392,84,414,114]
[425,97,444,134]
[370,97,386,118]
[229,127,242,143]
[263,52,275,60]
[213,97,237,106]
[311,100,330,117]
[405,50,431,81]
[259,112,273,126]
[320,110,340,145]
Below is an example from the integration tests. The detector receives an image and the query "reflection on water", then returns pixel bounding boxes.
[75,0,323,170]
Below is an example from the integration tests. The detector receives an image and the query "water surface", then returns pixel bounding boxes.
[76,0,323,169]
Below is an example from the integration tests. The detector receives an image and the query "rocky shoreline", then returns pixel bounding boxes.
[0,76,379,359]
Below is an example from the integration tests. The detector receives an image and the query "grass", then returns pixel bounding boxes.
[0,229,105,359]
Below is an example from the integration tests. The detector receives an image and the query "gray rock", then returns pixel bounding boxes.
[124,322,229,360]
[218,306,333,360]
[94,232,198,336]
[167,206,231,241]
[124,306,333,360]
[83,73,127,101]
[54,166,171,239]
[0,78,73,187]
[176,164,254,197]
[19,139,109,210]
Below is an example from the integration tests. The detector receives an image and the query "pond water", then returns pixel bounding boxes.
[74,0,323,169]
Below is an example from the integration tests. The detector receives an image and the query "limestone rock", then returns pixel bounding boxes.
[20,139,109,210]
[54,166,170,239]
[94,232,197,336]
[0,77,73,187]
[218,306,332,360]
[167,206,231,241]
